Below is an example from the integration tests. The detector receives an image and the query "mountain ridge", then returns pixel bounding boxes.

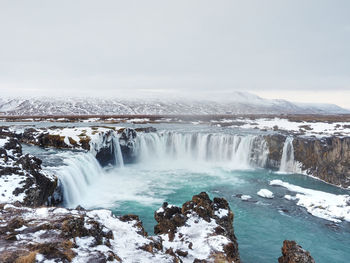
[0,91,348,115]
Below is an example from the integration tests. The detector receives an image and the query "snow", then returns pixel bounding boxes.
[240,117,350,137]
[0,174,27,203]
[87,209,173,262]
[241,195,252,201]
[214,208,229,218]
[270,179,350,222]
[0,138,8,148]
[257,189,274,199]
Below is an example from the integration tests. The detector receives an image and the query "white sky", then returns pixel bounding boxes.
[0,0,349,108]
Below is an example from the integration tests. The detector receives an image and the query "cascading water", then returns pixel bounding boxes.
[112,137,124,168]
[134,132,269,169]
[58,131,270,208]
[279,137,301,174]
[57,152,105,207]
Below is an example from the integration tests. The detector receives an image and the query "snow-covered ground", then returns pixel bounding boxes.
[270,180,350,223]
[238,117,350,137]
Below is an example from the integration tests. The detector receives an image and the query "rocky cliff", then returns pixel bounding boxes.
[265,134,350,188]
[293,136,350,188]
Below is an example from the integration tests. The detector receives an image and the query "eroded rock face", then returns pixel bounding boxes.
[118,128,137,164]
[265,134,350,188]
[278,240,315,263]
[155,192,240,263]
[293,137,350,188]
[264,134,286,169]
[0,136,60,206]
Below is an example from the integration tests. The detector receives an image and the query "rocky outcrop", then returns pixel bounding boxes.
[0,193,240,263]
[278,240,315,263]
[154,192,240,262]
[0,136,61,206]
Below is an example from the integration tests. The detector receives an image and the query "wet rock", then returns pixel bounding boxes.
[119,128,137,163]
[93,130,117,166]
[278,240,315,263]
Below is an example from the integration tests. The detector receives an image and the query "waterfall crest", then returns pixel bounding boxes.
[134,132,268,169]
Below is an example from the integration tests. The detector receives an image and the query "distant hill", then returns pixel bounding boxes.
[0,92,348,115]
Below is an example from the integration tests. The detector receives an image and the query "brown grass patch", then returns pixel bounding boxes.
[15,251,37,263]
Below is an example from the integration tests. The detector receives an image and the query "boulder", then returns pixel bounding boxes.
[278,240,315,263]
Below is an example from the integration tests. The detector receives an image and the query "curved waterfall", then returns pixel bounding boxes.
[58,131,271,207]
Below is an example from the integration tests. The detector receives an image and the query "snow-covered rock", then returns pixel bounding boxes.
[0,136,60,206]
[154,192,240,262]
[0,192,241,263]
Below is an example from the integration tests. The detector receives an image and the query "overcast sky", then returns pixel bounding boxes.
[0,0,349,108]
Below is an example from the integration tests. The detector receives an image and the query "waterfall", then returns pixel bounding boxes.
[134,132,269,169]
[57,152,105,207]
[57,131,271,208]
[112,137,124,168]
[279,137,301,173]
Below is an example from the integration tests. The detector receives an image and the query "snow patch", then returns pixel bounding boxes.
[257,189,274,199]
[270,179,350,222]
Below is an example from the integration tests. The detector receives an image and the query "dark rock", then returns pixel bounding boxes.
[278,240,315,263]
[94,130,116,167]
[119,128,137,164]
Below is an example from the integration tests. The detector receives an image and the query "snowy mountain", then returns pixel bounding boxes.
[0,92,348,115]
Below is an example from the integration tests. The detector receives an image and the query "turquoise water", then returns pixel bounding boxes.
[107,165,350,263]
